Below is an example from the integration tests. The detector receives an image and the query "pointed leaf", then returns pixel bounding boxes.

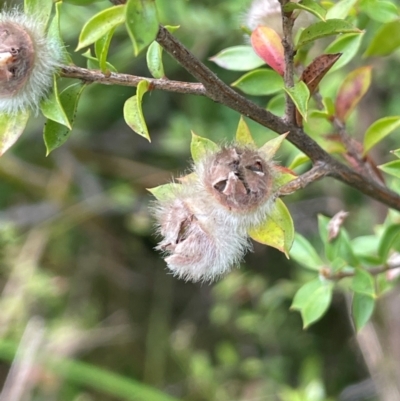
[259,132,289,159]
[95,27,116,73]
[335,66,372,123]
[123,80,151,142]
[44,83,86,155]
[76,5,125,51]
[363,116,400,155]
[48,1,71,64]
[364,20,400,57]
[190,132,219,163]
[235,116,255,145]
[283,0,327,21]
[125,0,159,56]
[146,41,165,79]
[378,224,400,262]
[0,111,30,156]
[209,46,265,71]
[288,153,310,169]
[351,268,375,297]
[291,278,333,328]
[248,198,294,256]
[231,69,284,96]
[147,183,181,201]
[290,233,325,271]
[324,33,364,72]
[24,0,53,28]
[359,0,399,23]
[285,81,310,121]
[40,76,71,129]
[251,26,285,76]
[297,19,361,48]
[326,0,357,19]
[301,53,342,94]
[352,293,375,331]
[379,160,400,178]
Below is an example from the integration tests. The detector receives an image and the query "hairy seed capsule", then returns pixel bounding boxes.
[0,9,62,114]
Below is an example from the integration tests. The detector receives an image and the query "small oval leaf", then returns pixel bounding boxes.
[326,0,357,20]
[235,116,255,145]
[251,26,285,76]
[364,20,400,57]
[284,81,310,122]
[0,111,30,156]
[209,46,265,71]
[190,132,219,163]
[359,0,399,23]
[351,268,375,297]
[352,293,375,331]
[43,83,86,155]
[125,0,159,56]
[123,80,151,142]
[290,233,325,271]
[95,27,116,73]
[248,198,294,256]
[297,19,361,48]
[291,278,333,328]
[146,41,165,79]
[77,5,125,51]
[335,66,372,123]
[231,69,284,96]
[363,116,400,155]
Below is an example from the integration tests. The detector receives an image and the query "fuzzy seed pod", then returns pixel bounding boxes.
[196,146,275,232]
[154,189,250,282]
[0,9,62,114]
[153,144,277,283]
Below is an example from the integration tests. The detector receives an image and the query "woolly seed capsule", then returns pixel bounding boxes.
[0,9,62,114]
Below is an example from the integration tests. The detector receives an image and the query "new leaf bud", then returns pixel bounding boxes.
[0,9,63,114]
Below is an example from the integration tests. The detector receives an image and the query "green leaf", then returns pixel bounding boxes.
[284,81,310,121]
[379,160,400,178]
[146,41,165,79]
[231,69,284,96]
[209,46,265,71]
[359,0,399,23]
[352,293,375,331]
[48,1,72,64]
[267,93,285,116]
[43,83,86,155]
[363,116,400,155]
[297,19,361,48]
[190,132,219,163]
[76,5,125,51]
[147,183,180,201]
[288,153,310,169]
[291,278,333,328]
[95,27,116,73]
[0,111,30,156]
[235,116,255,145]
[283,0,327,21]
[326,0,357,19]
[259,133,288,159]
[351,268,375,297]
[272,165,297,188]
[40,77,71,129]
[290,233,325,271]
[378,224,400,262]
[123,80,151,142]
[248,198,294,256]
[324,33,364,72]
[24,0,53,29]
[125,0,159,56]
[364,20,400,57]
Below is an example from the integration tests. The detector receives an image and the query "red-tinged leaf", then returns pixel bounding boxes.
[335,66,372,123]
[251,26,285,76]
[301,53,342,94]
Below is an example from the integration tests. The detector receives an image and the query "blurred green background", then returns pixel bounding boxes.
[1,0,400,400]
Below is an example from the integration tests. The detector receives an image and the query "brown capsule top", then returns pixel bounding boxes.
[203,146,273,213]
[0,21,34,97]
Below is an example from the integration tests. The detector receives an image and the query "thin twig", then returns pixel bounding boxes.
[321,263,400,280]
[278,162,329,196]
[279,0,296,124]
